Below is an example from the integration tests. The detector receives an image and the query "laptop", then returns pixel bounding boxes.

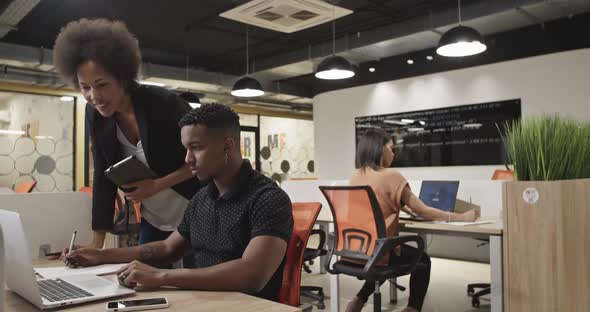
[400,180,460,221]
[0,210,135,309]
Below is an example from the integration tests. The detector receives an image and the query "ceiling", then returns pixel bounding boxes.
[0,0,589,111]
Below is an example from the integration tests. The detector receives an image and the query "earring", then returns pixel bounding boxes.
[224,153,229,165]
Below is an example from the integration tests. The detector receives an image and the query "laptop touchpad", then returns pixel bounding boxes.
[73,277,112,290]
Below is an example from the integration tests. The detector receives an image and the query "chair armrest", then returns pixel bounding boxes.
[308,229,326,251]
[362,235,425,278]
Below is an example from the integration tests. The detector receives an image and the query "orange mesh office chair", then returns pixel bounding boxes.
[14,180,37,193]
[280,202,322,308]
[491,169,514,181]
[319,185,425,312]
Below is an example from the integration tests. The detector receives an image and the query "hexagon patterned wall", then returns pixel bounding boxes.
[0,91,74,192]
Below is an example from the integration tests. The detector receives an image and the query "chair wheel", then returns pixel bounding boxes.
[472,297,480,308]
[317,302,326,309]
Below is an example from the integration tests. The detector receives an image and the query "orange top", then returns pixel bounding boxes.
[349,168,408,238]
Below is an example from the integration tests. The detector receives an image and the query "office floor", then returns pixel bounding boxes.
[300,257,492,312]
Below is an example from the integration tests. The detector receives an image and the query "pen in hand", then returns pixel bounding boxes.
[65,230,77,266]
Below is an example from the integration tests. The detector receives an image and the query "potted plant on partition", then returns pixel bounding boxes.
[501,116,590,312]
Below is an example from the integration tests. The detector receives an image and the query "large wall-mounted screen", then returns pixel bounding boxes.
[354,99,521,167]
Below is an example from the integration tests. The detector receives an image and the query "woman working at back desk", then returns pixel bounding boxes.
[346,129,479,312]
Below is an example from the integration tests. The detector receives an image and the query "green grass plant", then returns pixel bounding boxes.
[503,116,590,181]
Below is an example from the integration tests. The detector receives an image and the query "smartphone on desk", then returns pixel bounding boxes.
[105,297,169,311]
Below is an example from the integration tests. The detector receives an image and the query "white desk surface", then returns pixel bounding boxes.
[400,219,503,236]
[5,261,301,312]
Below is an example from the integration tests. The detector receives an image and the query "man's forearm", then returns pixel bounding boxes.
[100,241,175,265]
[161,259,268,294]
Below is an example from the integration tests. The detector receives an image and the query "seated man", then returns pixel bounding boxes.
[65,103,293,301]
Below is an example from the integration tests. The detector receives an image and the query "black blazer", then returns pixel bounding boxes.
[86,85,200,231]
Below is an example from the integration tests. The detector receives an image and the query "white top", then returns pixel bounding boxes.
[116,125,188,231]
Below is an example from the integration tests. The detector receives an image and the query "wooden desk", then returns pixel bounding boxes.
[399,219,503,237]
[5,261,301,312]
[399,220,503,312]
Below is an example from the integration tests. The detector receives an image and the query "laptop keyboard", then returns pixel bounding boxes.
[38,278,94,302]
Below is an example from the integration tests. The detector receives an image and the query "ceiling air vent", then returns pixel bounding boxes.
[220,0,353,33]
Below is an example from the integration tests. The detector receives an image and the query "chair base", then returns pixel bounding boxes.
[467,283,490,308]
[301,286,325,309]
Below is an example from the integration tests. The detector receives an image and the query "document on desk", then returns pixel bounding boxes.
[34,263,127,279]
[434,220,495,226]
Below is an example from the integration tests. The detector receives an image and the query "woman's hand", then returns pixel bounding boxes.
[456,209,480,222]
[122,178,162,201]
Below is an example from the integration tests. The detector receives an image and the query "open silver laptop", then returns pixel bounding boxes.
[400,180,460,221]
[0,210,135,309]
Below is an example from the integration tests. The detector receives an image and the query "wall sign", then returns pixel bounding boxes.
[355,99,521,167]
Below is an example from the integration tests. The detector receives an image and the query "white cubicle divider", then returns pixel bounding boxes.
[406,180,504,262]
[0,192,93,260]
[0,222,4,312]
[407,180,504,219]
[281,179,349,222]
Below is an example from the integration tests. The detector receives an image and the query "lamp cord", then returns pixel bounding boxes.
[458,0,462,25]
[332,2,336,55]
[246,25,249,75]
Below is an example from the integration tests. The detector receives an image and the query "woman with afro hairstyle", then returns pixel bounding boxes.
[53,18,201,250]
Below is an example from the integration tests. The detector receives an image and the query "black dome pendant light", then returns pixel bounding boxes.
[436,0,487,57]
[315,3,355,80]
[232,26,264,97]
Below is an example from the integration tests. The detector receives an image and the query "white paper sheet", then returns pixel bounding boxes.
[34,263,127,279]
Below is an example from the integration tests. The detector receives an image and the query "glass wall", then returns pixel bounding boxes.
[259,116,315,183]
[238,113,315,183]
[0,91,75,191]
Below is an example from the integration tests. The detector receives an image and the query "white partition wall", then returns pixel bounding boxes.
[0,192,92,259]
[281,179,349,222]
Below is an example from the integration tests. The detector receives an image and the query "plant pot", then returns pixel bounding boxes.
[503,179,590,312]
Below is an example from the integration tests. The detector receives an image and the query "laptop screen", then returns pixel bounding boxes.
[418,180,460,212]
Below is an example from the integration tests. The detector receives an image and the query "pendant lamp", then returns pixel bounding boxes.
[180,91,200,108]
[315,5,355,80]
[232,26,264,97]
[436,0,487,57]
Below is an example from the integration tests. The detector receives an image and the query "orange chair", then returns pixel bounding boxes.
[77,186,142,224]
[466,168,514,307]
[319,185,425,312]
[14,180,37,193]
[280,202,322,308]
[78,186,93,197]
[491,169,514,181]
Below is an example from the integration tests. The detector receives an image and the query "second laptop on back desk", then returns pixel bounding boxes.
[400,180,460,221]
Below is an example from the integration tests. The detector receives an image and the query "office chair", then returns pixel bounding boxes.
[14,180,37,193]
[319,185,425,312]
[300,229,327,309]
[467,239,490,308]
[466,169,513,308]
[280,202,322,311]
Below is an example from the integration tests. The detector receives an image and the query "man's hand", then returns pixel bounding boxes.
[122,178,161,201]
[116,260,167,289]
[64,247,104,268]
